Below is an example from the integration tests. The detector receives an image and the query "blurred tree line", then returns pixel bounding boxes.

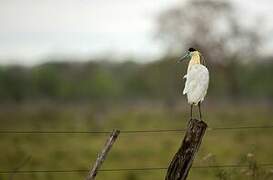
[0,57,272,103]
[0,0,272,103]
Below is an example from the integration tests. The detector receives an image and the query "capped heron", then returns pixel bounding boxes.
[178,48,209,120]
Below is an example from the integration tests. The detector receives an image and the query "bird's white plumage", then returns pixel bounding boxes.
[183,64,209,105]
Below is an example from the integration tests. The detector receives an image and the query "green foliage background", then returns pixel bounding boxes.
[0,57,273,179]
[0,57,273,103]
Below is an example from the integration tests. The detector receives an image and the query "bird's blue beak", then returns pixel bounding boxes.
[177,52,190,63]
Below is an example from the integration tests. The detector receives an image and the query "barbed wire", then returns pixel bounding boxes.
[0,163,273,174]
[0,125,273,134]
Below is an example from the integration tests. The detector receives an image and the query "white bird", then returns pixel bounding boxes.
[178,48,209,120]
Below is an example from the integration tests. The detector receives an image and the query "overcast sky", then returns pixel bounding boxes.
[0,0,272,65]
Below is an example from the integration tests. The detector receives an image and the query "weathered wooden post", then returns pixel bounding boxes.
[165,119,207,180]
[86,129,120,180]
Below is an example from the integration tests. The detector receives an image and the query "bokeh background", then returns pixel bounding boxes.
[0,0,273,179]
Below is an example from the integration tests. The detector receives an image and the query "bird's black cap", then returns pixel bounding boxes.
[188,48,196,52]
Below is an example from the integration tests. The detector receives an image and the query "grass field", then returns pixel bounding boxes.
[0,101,272,180]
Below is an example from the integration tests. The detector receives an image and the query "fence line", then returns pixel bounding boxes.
[1,163,273,174]
[0,125,273,134]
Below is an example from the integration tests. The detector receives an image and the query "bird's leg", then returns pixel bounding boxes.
[198,102,202,120]
[190,104,193,120]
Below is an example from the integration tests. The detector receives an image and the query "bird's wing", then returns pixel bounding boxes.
[183,74,190,94]
[183,64,209,96]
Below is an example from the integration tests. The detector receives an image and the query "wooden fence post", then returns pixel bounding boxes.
[165,119,207,180]
[86,129,120,180]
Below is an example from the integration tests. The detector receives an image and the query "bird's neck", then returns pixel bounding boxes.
[187,52,201,71]
[189,52,201,65]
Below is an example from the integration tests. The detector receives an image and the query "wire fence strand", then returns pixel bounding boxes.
[1,163,273,174]
[0,125,273,134]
